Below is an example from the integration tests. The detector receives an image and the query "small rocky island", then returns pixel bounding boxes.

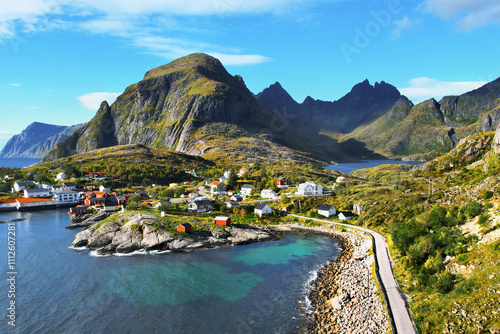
[70,212,277,255]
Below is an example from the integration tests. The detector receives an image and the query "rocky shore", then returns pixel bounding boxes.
[70,211,278,254]
[269,224,389,334]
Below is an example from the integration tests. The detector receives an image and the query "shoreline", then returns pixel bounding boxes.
[267,224,389,334]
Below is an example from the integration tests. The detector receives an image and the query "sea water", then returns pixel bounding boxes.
[0,209,339,334]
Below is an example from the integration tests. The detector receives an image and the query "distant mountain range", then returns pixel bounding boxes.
[5,53,499,163]
[0,122,82,158]
[257,76,500,160]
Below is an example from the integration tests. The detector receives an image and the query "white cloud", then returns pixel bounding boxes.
[399,77,488,103]
[391,16,422,40]
[131,36,271,66]
[208,53,271,66]
[0,0,294,66]
[77,92,121,110]
[5,83,21,86]
[422,0,500,30]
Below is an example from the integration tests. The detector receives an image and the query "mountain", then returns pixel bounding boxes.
[340,77,500,160]
[44,53,327,164]
[257,76,500,161]
[0,122,82,158]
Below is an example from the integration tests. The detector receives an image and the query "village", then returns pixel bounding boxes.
[0,166,356,231]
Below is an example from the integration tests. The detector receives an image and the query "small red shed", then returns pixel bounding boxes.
[177,223,192,233]
[214,216,231,226]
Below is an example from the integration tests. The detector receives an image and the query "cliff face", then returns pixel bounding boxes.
[45,53,322,163]
[0,122,82,158]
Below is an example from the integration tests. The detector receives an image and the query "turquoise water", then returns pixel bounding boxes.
[0,209,340,333]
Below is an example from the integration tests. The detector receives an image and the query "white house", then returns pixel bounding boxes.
[210,181,226,195]
[62,182,77,190]
[254,203,273,217]
[297,181,323,196]
[338,212,354,221]
[318,204,337,218]
[55,172,67,181]
[241,184,254,197]
[188,199,213,213]
[53,190,80,203]
[226,201,240,208]
[24,188,50,198]
[219,175,228,182]
[238,167,250,177]
[13,181,36,192]
[261,189,278,199]
[224,171,232,179]
[230,194,243,202]
[99,185,111,193]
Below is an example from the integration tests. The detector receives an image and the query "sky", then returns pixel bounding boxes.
[1,0,499,150]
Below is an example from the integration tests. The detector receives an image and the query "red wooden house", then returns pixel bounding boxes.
[177,223,192,233]
[214,216,231,226]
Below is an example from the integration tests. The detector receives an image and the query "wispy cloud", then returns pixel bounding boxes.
[422,0,500,30]
[0,130,16,138]
[399,77,488,103]
[5,83,21,87]
[391,16,422,40]
[77,92,121,111]
[0,0,317,65]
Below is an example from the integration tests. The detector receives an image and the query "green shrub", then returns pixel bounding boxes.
[435,272,454,293]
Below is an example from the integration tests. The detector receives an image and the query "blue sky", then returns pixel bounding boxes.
[1,0,499,150]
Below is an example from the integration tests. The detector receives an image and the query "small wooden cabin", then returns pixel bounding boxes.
[177,223,192,233]
[214,216,231,226]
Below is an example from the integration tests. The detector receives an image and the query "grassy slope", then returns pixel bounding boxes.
[336,132,500,332]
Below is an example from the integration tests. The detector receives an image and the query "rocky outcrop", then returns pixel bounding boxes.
[66,211,115,229]
[71,212,277,254]
[494,123,500,153]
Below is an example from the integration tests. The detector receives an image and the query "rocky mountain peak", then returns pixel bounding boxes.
[142,53,228,81]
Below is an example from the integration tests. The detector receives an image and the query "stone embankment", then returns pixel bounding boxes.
[270,224,389,334]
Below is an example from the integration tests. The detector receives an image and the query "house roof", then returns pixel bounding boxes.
[63,182,76,186]
[16,198,54,204]
[211,181,221,186]
[241,184,253,189]
[86,197,105,203]
[192,199,212,206]
[339,211,353,217]
[15,181,35,186]
[214,216,230,221]
[318,204,333,211]
[24,188,48,193]
[255,203,270,210]
[178,223,192,228]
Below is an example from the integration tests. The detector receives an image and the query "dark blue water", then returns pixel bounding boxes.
[0,158,42,168]
[0,210,339,334]
[327,159,424,174]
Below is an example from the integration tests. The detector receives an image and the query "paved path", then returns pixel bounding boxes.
[287,214,417,334]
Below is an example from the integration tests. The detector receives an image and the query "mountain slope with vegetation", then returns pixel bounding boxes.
[257,76,500,161]
[44,53,327,164]
[332,129,500,333]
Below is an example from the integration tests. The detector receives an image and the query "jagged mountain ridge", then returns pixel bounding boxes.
[44,53,326,163]
[257,76,500,160]
[0,122,83,158]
